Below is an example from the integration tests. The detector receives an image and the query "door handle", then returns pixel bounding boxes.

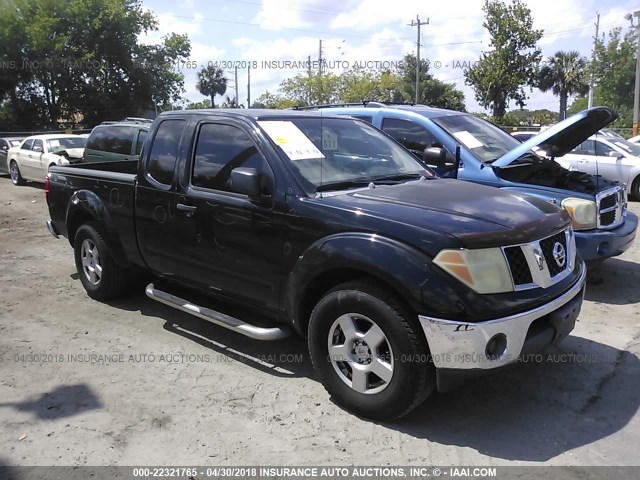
[176,203,197,216]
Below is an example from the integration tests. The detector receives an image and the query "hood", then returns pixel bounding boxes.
[493,106,617,168]
[319,179,571,249]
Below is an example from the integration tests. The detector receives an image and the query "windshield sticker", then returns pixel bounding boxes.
[49,139,60,148]
[258,121,325,161]
[452,130,483,149]
[322,130,338,150]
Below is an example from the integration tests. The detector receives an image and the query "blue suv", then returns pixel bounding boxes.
[321,104,637,263]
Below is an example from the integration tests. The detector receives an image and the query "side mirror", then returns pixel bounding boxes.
[608,150,623,159]
[32,146,43,153]
[423,147,447,168]
[1,146,7,151]
[229,167,261,197]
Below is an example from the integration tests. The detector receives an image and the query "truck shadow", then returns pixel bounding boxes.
[105,293,639,462]
[390,335,640,461]
[0,384,102,420]
[106,291,314,379]
[584,257,640,305]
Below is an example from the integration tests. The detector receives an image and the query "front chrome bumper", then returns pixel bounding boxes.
[418,262,587,370]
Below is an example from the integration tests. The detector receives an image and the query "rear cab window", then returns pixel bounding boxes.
[146,120,186,186]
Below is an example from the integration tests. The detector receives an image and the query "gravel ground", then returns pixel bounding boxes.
[0,175,639,467]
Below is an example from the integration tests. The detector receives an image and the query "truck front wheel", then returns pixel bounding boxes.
[308,280,435,420]
[74,223,128,300]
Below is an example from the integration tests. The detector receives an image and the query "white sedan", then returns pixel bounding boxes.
[561,135,640,198]
[7,134,86,185]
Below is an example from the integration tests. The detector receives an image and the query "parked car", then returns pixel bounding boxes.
[0,137,24,175]
[627,134,640,144]
[561,134,640,199]
[7,134,86,185]
[324,104,637,263]
[83,118,151,163]
[46,109,586,419]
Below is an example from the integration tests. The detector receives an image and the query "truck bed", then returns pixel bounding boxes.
[47,160,141,266]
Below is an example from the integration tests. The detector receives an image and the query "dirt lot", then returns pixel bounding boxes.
[0,175,639,467]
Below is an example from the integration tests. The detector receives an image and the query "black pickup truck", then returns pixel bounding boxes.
[46,109,587,419]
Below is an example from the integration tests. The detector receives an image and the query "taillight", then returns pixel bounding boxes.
[44,174,51,202]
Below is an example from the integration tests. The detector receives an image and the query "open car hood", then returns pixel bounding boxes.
[492,106,617,168]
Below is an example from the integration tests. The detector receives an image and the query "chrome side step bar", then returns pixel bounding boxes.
[145,284,290,341]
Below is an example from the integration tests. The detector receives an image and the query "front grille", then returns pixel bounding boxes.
[598,188,626,229]
[504,246,533,285]
[539,231,567,277]
[600,195,616,210]
[600,210,617,226]
[501,227,573,291]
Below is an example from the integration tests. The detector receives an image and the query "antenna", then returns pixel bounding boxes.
[319,109,324,198]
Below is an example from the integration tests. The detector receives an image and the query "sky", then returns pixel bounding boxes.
[140,0,635,113]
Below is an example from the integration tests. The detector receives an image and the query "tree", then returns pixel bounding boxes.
[392,54,466,111]
[186,99,212,109]
[251,91,297,109]
[250,54,466,111]
[465,0,543,121]
[538,51,589,120]
[590,27,636,127]
[0,0,191,129]
[196,65,227,107]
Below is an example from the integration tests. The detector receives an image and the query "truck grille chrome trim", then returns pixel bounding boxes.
[502,227,576,291]
[596,186,627,230]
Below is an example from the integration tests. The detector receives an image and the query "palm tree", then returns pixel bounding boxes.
[538,51,589,121]
[196,65,227,108]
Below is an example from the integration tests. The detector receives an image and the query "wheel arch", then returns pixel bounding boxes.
[286,232,434,338]
[66,190,131,268]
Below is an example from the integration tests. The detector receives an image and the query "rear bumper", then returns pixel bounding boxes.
[418,262,586,372]
[46,219,59,239]
[576,212,638,262]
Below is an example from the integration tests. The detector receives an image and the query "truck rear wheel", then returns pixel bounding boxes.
[308,280,435,420]
[74,223,128,300]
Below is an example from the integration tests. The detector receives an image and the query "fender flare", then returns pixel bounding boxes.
[286,232,438,337]
[65,190,131,268]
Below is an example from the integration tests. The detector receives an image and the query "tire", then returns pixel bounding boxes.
[9,161,24,186]
[73,223,129,300]
[632,176,640,200]
[308,279,435,420]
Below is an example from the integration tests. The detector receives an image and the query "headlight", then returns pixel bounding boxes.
[433,247,513,294]
[561,198,597,230]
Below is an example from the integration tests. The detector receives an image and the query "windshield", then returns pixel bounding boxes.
[47,136,86,153]
[607,138,640,157]
[432,114,522,163]
[258,117,435,193]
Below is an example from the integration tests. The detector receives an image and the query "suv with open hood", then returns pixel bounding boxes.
[324,105,637,263]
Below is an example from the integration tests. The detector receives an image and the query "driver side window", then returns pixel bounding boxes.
[191,123,273,195]
[381,118,437,156]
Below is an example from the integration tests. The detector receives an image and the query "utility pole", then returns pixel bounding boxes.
[627,11,640,136]
[587,13,600,109]
[247,65,251,108]
[234,66,239,108]
[318,39,323,76]
[409,15,429,104]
